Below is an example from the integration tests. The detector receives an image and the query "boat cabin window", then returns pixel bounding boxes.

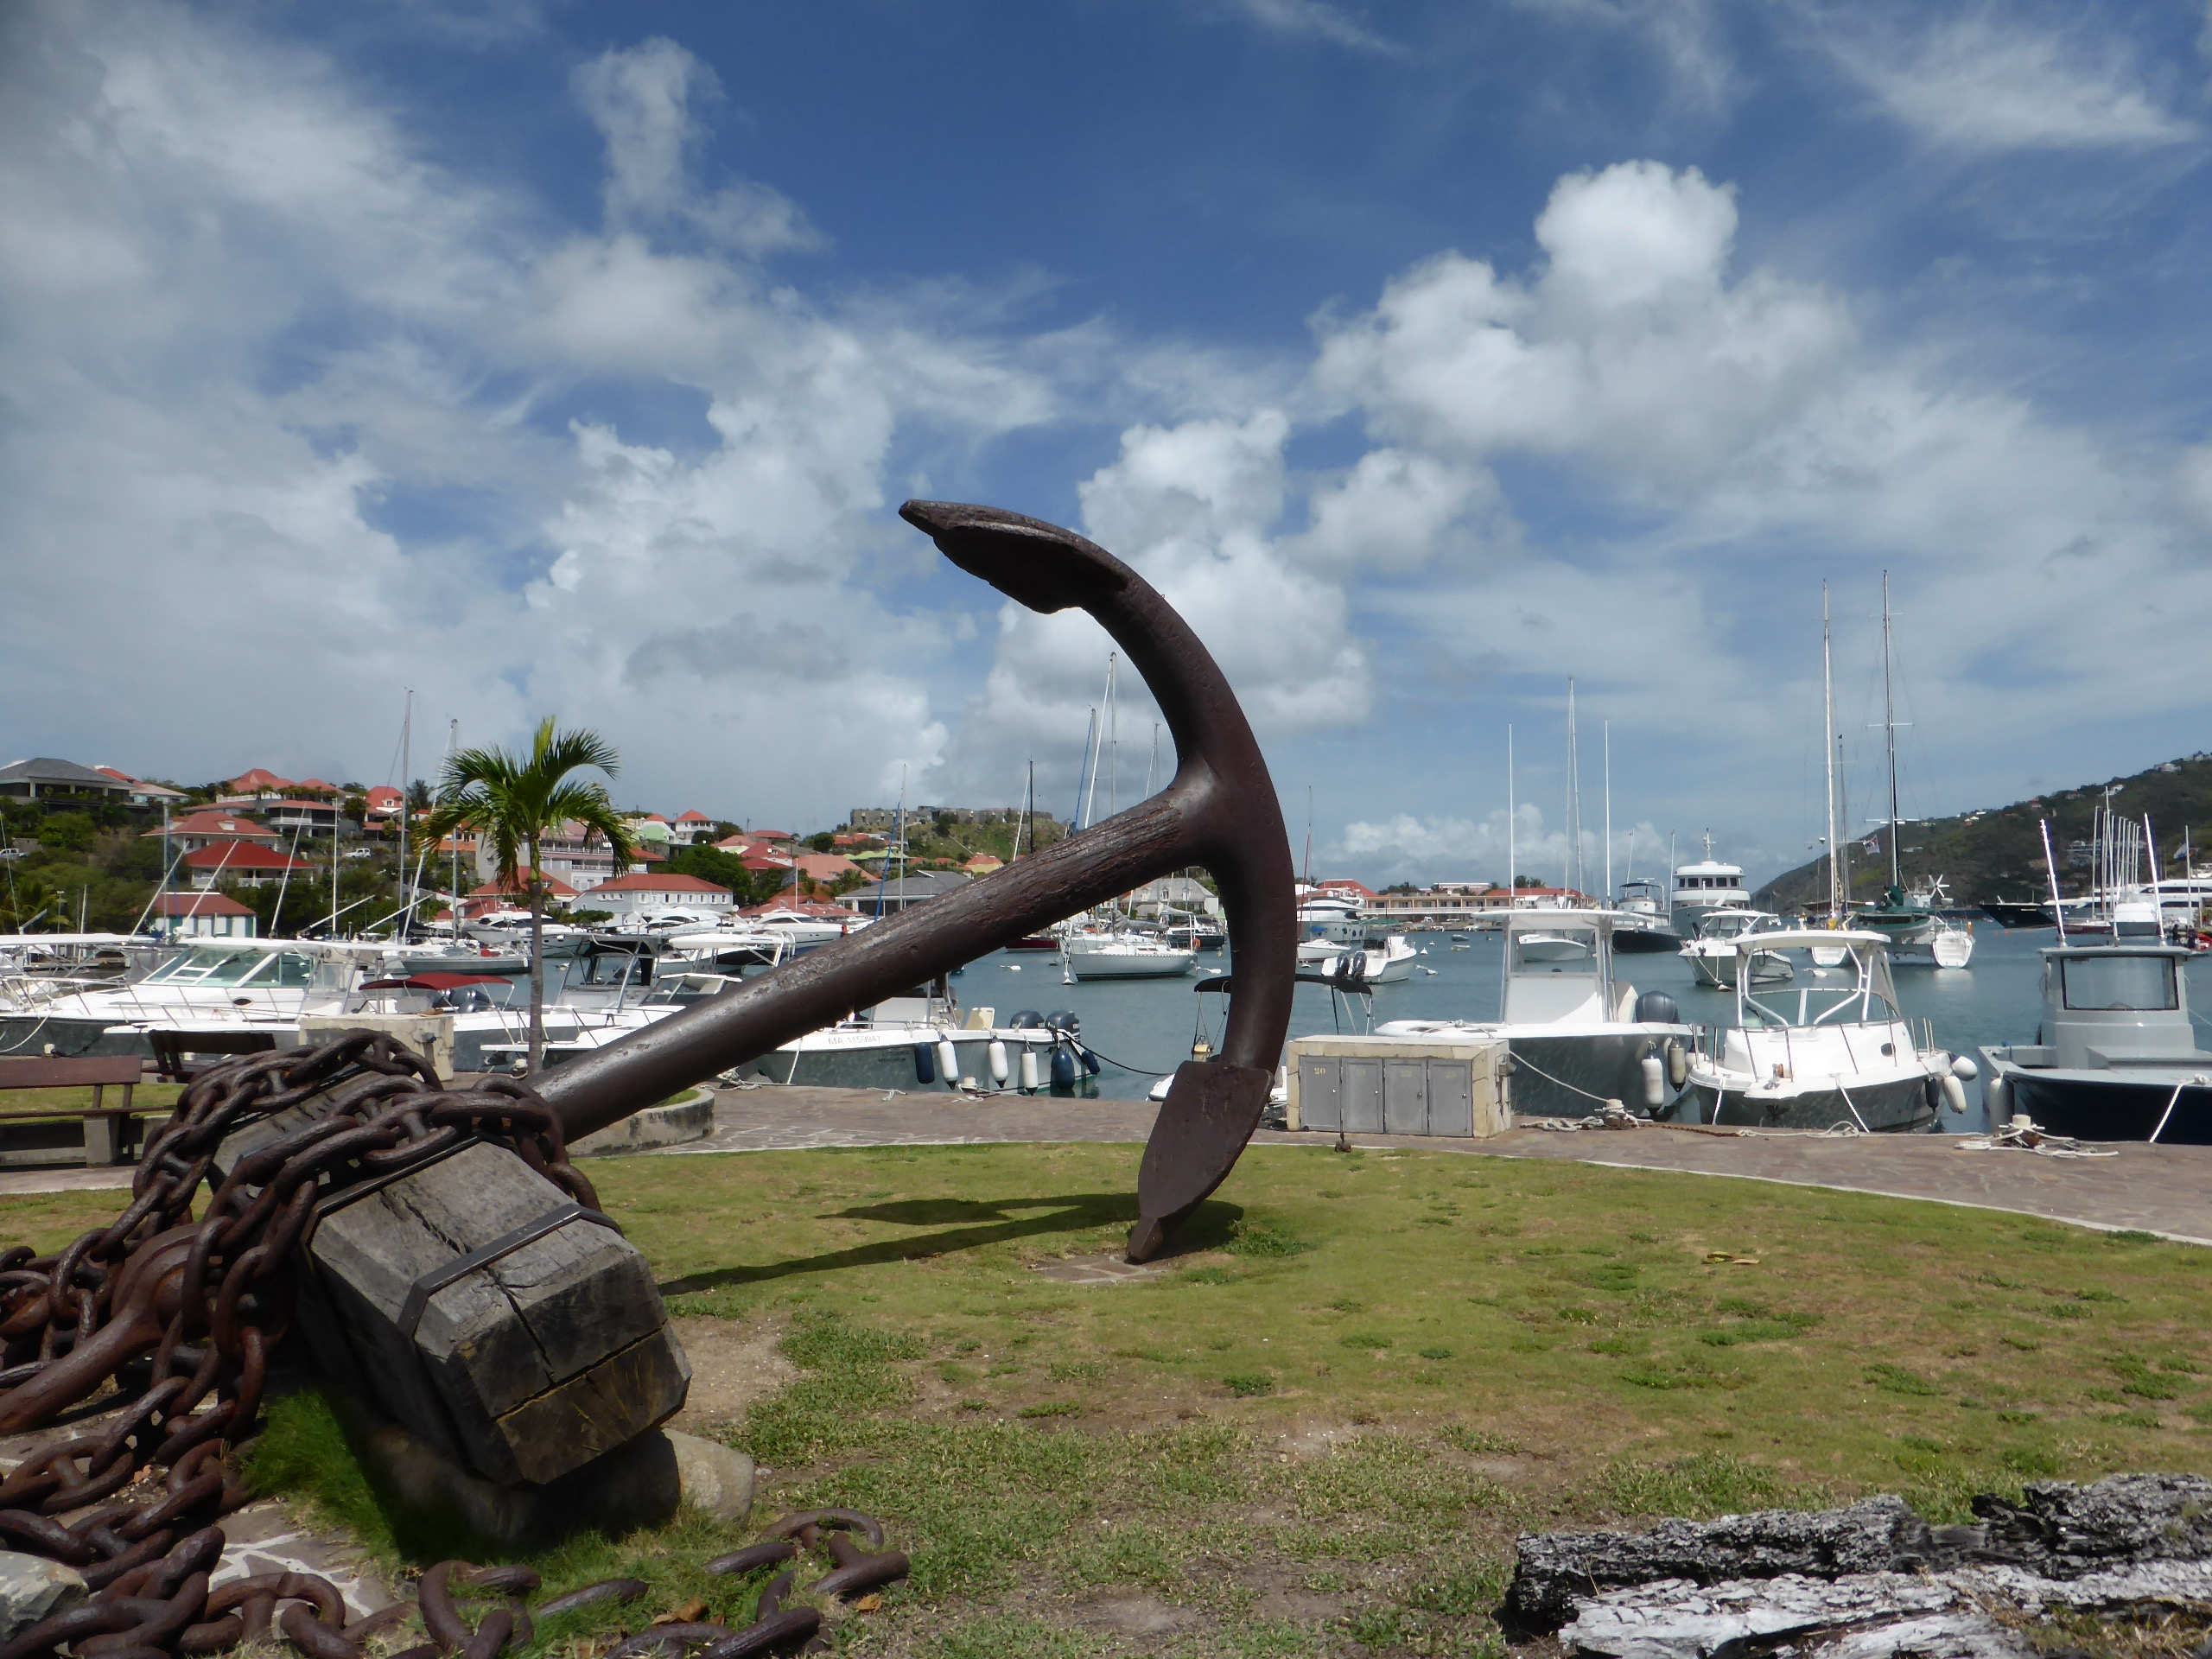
[1509,926,1599,975]
[2058,956,2177,1013]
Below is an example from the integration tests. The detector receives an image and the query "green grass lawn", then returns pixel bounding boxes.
[6,1142,2209,1658]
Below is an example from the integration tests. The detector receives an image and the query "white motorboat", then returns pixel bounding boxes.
[1061,930,1197,981]
[1681,909,1796,988]
[0,938,394,1058]
[1369,908,1694,1119]
[1980,940,2212,1142]
[1679,928,1967,1132]
[721,980,1078,1091]
[1296,931,1416,983]
[1514,931,1594,964]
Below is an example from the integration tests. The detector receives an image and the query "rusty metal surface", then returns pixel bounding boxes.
[0,1032,909,1657]
[535,501,1295,1261]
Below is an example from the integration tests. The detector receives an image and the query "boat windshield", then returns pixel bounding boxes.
[142,949,273,987]
[2058,956,2177,1012]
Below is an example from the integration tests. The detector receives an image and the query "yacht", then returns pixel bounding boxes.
[1368,908,1694,1118]
[1608,877,1682,954]
[1980,941,2212,1142]
[0,938,391,1058]
[1681,909,1796,989]
[1670,841,1751,929]
[1678,928,1969,1132]
[1060,929,1197,981]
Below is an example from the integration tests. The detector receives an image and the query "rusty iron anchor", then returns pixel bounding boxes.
[535,499,1296,1260]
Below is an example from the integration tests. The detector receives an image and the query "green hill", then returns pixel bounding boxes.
[1752,752,2212,913]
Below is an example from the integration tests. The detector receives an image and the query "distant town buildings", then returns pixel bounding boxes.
[848,805,1058,832]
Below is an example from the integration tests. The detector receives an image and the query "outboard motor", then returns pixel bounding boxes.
[1047,1010,1081,1039]
[1634,990,1681,1027]
[1008,1009,1046,1029]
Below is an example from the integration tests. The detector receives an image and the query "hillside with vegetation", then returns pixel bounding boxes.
[1754,752,2212,912]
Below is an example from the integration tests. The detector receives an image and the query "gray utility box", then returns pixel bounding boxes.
[1287,1034,1510,1138]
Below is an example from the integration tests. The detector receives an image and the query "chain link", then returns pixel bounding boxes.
[0,1033,902,1659]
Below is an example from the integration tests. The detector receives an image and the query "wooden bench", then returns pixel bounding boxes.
[0,1056,162,1167]
[148,1028,277,1084]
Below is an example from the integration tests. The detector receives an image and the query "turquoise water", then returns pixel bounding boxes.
[947,925,2212,1124]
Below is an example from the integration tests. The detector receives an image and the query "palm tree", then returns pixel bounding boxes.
[423,719,635,1072]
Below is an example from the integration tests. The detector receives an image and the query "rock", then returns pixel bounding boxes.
[665,1430,754,1521]
[0,1554,86,1642]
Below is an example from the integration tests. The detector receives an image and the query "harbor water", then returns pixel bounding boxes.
[949,925,2211,1128]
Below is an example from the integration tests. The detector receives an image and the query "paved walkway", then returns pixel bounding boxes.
[665,1086,2212,1246]
[7,1086,2208,1246]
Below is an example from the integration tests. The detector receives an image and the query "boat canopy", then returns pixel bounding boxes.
[1725,931,1903,1031]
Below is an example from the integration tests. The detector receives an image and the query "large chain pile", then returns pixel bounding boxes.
[0,1033,595,1659]
[0,1034,907,1659]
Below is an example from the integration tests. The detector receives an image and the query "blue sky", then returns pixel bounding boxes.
[5,0,2211,887]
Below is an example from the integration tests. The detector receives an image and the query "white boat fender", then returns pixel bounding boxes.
[1641,1052,1667,1108]
[1986,1071,2009,1120]
[1941,1072,1967,1116]
[1020,1048,1041,1091]
[1666,1040,1688,1089]
[988,1040,1010,1085]
[937,1039,959,1088]
[1950,1055,1978,1081]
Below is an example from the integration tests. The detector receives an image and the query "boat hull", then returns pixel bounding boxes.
[1686,1071,1936,1133]
[1982,1050,2212,1145]
[1062,950,1196,980]
[1610,925,1684,954]
[729,1030,1064,1091]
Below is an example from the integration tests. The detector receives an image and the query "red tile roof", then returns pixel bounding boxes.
[228,769,293,793]
[182,843,313,873]
[144,811,278,840]
[469,875,580,899]
[675,810,712,823]
[591,874,732,895]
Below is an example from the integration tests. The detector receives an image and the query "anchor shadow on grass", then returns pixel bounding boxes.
[656,1193,1244,1294]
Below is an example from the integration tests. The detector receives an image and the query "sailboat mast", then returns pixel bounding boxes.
[1881,571,1901,891]
[1563,677,1580,894]
[397,687,412,944]
[448,719,461,933]
[1506,728,1516,899]
[1823,584,1840,918]
[1602,717,1611,906]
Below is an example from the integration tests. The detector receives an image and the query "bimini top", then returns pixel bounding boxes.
[1704,927,1890,956]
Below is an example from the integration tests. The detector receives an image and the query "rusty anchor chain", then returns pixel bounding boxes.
[0,1033,904,1659]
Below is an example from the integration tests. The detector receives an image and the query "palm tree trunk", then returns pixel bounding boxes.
[528,835,545,1073]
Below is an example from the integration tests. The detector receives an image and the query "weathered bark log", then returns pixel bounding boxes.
[1508,1476,2212,1635]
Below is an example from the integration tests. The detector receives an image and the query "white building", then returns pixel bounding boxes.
[584,873,734,917]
